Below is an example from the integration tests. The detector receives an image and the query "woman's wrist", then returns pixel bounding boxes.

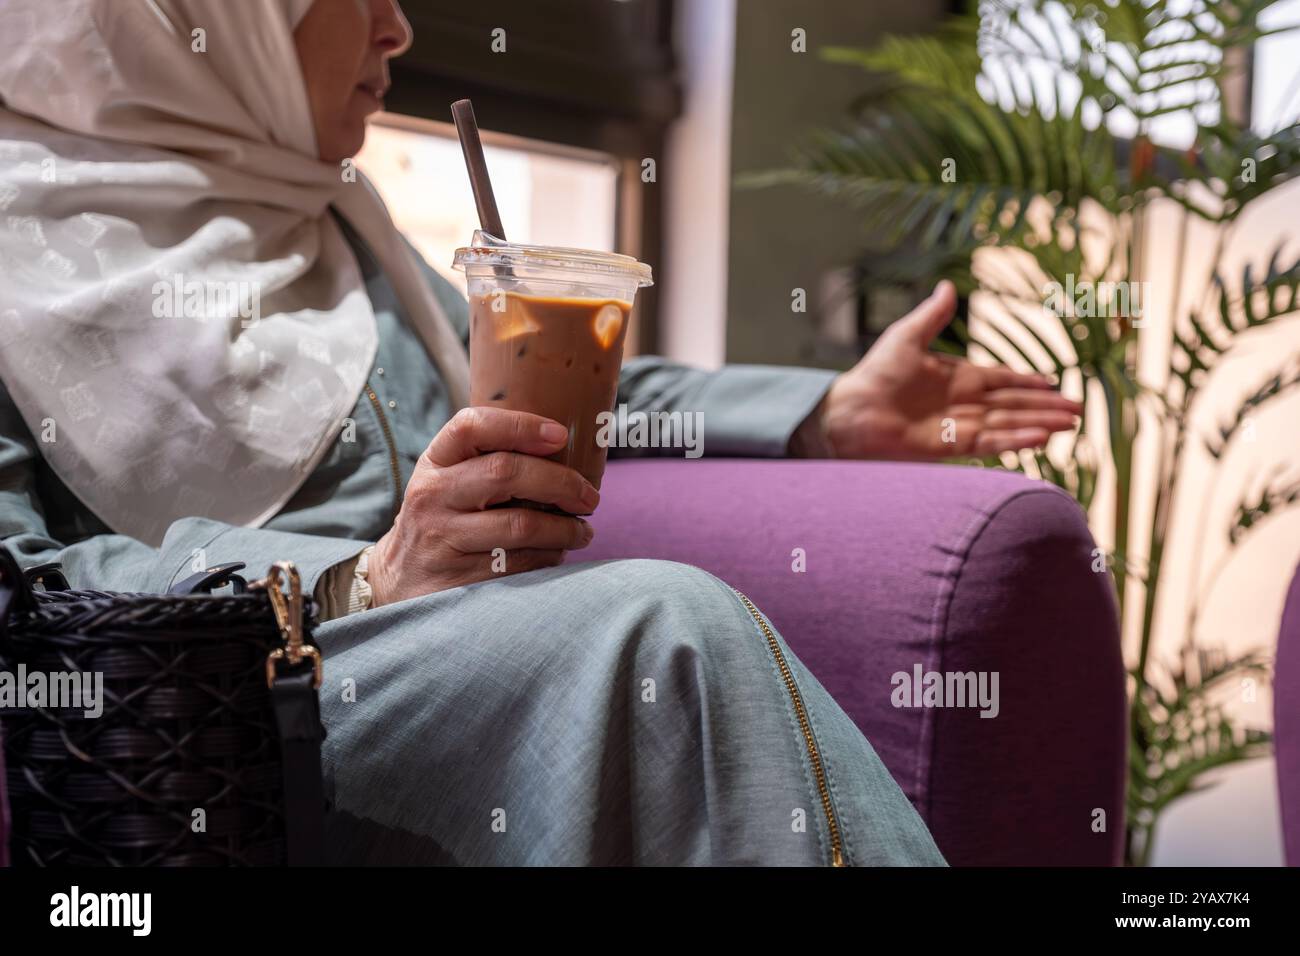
[787,390,838,459]
[313,545,377,621]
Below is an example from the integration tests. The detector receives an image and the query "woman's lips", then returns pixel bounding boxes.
[356,83,387,108]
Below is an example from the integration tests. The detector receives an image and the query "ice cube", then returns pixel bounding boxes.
[592,304,622,349]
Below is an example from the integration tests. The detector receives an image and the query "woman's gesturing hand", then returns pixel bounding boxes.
[818,281,1082,460]
[368,407,599,606]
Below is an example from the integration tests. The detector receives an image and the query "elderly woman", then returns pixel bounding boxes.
[0,0,1079,865]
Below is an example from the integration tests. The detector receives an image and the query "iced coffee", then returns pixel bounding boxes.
[453,232,653,514]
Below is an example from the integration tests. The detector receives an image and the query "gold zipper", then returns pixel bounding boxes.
[733,588,846,867]
[364,384,402,521]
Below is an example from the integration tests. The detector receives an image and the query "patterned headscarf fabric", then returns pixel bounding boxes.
[0,0,469,545]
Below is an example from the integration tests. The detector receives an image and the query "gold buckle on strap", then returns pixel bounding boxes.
[254,561,322,690]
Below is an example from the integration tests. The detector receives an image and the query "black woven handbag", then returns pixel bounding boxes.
[0,545,326,867]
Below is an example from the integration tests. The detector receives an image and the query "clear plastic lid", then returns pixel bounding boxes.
[452,231,654,287]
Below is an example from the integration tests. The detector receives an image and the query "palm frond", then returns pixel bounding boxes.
[1172,247,1300,393]
[1205,358,1300,459]
[738,13,1140,255]
[1183,125,1300,220]
[1127,646,1272,863]
[1229,472,1300,545]
[1041,0,1293,122]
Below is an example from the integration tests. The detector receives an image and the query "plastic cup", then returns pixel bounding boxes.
[452,231,653,513]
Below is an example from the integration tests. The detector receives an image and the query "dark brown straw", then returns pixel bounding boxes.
[451,99,506,240]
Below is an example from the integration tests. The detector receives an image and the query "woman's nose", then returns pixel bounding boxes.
[374,0,413,57]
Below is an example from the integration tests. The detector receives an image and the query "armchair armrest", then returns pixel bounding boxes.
[581,458,1126,866]
[1275,564,1300,866]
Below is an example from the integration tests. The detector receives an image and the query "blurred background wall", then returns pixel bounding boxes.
[725,0,950,368]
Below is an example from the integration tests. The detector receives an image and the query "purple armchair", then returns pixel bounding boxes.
[1275,564,1300,866]
[582,458,1127,865]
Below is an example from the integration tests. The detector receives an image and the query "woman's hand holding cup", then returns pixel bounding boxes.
[369,407,598,606]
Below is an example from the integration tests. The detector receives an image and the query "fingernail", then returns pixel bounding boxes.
[580,483,600,510]
[578,521,594,545]
[541,422,568,444]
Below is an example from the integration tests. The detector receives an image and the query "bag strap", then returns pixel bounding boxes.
[0,542,36,640]
[170,562,248,596]
[257,562,327,867]
[270,665,327,866]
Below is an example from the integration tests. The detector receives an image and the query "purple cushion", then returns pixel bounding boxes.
[581,458,1126,865]
[1275,564,1300,865]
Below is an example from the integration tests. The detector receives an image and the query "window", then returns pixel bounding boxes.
[1253,0,1300,134]
[355,115,619,298]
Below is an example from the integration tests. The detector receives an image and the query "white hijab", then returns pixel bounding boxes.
[0,0,470,546]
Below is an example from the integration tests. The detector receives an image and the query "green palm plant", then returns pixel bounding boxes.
[744,0,1300,865]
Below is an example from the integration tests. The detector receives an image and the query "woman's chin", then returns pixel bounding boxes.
[317,123,369,165]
